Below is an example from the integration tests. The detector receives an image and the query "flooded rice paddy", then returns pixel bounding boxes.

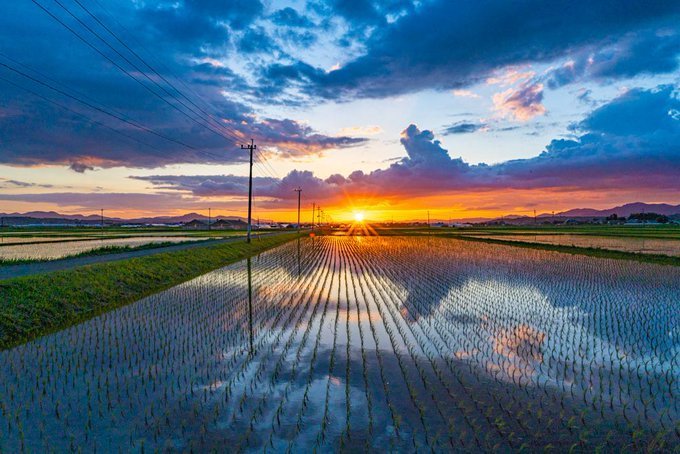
[0,236,678,451]
[0,236,209,261]
[470,233,680,256]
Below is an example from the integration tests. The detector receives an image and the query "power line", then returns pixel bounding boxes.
[31,0,242,150]
[0,60,196,151]
[83,0,247,144]
[0,74,162,153]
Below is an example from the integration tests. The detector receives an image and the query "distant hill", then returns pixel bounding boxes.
[1,202,679,226]
[554,203,680,218]
[0,211,246,226]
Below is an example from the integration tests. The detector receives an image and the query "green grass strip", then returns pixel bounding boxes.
[0,233,300,350]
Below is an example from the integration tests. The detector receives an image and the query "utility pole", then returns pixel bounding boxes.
[294,187,302,233]
[241,139,256,243]
[317,206,321,226]
[534,209,537,225]
[208,207,211,231]
[427,210,430,228]
[312,202,315,227]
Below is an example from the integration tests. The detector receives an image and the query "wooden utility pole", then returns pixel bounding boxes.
[312,202,315,227]
[241,139,256,243]
[294,188,302,233]
[208,207,211,231]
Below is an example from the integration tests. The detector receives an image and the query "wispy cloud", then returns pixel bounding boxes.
[493,82,546,121]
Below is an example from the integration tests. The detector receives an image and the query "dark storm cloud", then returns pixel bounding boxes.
[0,0,365,171]
[262,0,680,100]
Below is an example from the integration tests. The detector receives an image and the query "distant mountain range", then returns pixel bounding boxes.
[0,202,678,226]
[552,203,680,218]
[0,211,247,226]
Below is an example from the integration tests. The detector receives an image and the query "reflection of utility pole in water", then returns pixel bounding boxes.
[247,256,254,356]
[296,237,301,277]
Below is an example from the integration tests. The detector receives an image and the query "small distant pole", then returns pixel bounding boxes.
[534,209,537,225]
[241,139,257,243]
[208,207,211,231]
[100,208,104,237]
[312,202,315,228]
[427,210,430,228]
[317,206,321,226]
[294,187,302,233]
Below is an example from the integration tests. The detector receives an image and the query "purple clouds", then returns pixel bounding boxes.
[0,1,367,172]
[134,85,680,203]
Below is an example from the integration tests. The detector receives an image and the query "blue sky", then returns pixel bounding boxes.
[0,0,678,220]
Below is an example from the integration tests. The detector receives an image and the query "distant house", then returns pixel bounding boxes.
[212,219,247,230]
[184,219,207,229]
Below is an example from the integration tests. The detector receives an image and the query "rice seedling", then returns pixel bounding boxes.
[0,236,677,451]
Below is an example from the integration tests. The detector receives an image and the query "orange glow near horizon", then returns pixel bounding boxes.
[3,187,678,222]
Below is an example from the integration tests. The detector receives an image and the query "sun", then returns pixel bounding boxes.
[353,212,365,222]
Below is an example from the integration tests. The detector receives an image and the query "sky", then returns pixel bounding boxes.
[0,0,678,222]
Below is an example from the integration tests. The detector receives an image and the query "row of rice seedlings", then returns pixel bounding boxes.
[229,239,337,450]
[346,239,444,450]
[346,245,374,443]
[156,248,314,449]
[382,241,632,446]
[260,241,339,451]
[340,241,354,447]
[284,244,343,453]
[0,240,311,451]
[1,235,677,450]
[191,241,328,445]
[367,241,531,449]
[313,240,345,451]
[347,238,492,450]
[358,236,676,448]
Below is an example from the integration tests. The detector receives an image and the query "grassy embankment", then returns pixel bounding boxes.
[0,232,300,349]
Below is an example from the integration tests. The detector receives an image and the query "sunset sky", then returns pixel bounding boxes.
[0,0,678,221]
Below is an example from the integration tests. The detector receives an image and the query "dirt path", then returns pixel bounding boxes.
[0,232,284,280]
